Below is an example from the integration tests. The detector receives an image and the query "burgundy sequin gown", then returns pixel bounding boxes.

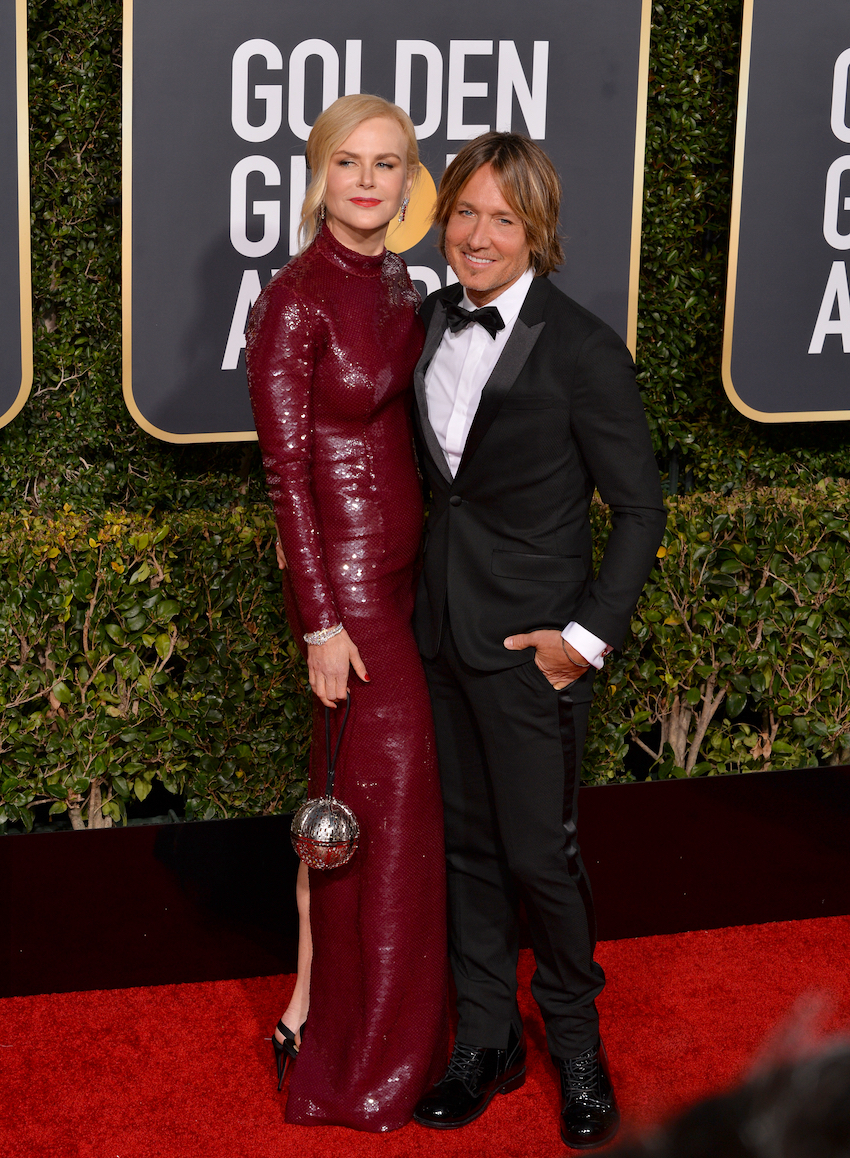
[245,226,448,1132]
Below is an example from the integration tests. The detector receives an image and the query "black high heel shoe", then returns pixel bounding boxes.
[272,1019,305,1090]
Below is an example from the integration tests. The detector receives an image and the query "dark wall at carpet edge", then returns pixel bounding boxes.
[1,764,848,998]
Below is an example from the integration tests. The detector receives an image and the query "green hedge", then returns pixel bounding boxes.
[2,486,849,830]
[585,482,850,780]
[0,507,310,830]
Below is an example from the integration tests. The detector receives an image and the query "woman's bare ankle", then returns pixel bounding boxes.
[275,1002,309,1047]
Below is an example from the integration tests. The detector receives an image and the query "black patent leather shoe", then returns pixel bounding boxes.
[413,1025,527,1129]
[554,1041,620,1150]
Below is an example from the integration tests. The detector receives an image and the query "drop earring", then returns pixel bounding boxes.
[398,195,409,224]
[320,202,326,222]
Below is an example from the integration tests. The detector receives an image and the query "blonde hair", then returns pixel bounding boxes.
[299,94,419,251]
[432,132,564,276]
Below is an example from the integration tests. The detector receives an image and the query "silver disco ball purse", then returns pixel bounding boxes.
[291,693,359,870]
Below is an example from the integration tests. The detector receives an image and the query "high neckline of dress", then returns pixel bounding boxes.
[315,225,387,276]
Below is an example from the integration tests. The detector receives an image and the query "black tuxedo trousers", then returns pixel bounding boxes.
[423,616,604,1059]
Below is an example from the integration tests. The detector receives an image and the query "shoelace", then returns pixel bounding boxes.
[561,1051,607,1108]
[445,1043,486,1092]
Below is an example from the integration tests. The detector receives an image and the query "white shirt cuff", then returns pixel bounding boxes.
[561,622,609,670]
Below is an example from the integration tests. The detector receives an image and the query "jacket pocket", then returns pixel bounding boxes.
[491,550,585,583]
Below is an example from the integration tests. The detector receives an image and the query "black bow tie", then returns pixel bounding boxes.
[445,302,505,340]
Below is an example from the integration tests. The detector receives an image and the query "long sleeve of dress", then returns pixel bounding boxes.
[246,278,341,635]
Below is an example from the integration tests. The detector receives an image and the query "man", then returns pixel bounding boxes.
[411,133,667,1149]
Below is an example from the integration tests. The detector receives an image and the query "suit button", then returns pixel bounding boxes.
[449,495,462,506]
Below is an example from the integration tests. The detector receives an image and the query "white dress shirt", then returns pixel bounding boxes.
[425,269,535,476]
[424,271,609,669]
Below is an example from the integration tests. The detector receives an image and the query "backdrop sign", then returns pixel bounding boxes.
[724,0,850,421]
[0,0,32,431]
[124,0,650,442]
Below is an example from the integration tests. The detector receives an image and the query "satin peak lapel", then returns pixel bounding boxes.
[456,315,545,476]
[413,296,455,485]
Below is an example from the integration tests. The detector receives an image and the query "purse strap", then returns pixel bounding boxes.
[323,692,352,798]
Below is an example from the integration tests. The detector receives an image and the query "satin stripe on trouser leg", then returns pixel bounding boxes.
[423,620,603,1059]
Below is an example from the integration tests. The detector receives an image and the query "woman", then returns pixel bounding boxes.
[245,94,447,1132]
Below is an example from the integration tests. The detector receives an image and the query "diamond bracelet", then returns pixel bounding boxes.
[303,623,344,646]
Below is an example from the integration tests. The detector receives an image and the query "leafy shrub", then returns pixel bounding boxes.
[0,507,309,829]
[584,482,850,781]
[2,488,849,830]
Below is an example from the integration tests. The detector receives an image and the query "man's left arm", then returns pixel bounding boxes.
[505,325,666,685]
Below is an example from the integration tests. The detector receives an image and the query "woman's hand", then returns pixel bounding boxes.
[307,628,369,707]
[275,537,287,569]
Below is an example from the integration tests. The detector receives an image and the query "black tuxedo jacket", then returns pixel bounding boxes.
[412,276,667,682]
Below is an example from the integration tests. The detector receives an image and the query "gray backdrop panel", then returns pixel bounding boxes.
[128,0,647,440]
[727,0,850,418]
[0,0,24,424]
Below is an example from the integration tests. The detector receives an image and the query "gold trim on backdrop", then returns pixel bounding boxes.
[722,0,850,423]
[121,0,133,433]
[1,0,34,431]
[121,0,257,444]
[627,0,652,359]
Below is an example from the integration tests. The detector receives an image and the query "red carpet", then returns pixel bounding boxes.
[2,916,849,1158]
